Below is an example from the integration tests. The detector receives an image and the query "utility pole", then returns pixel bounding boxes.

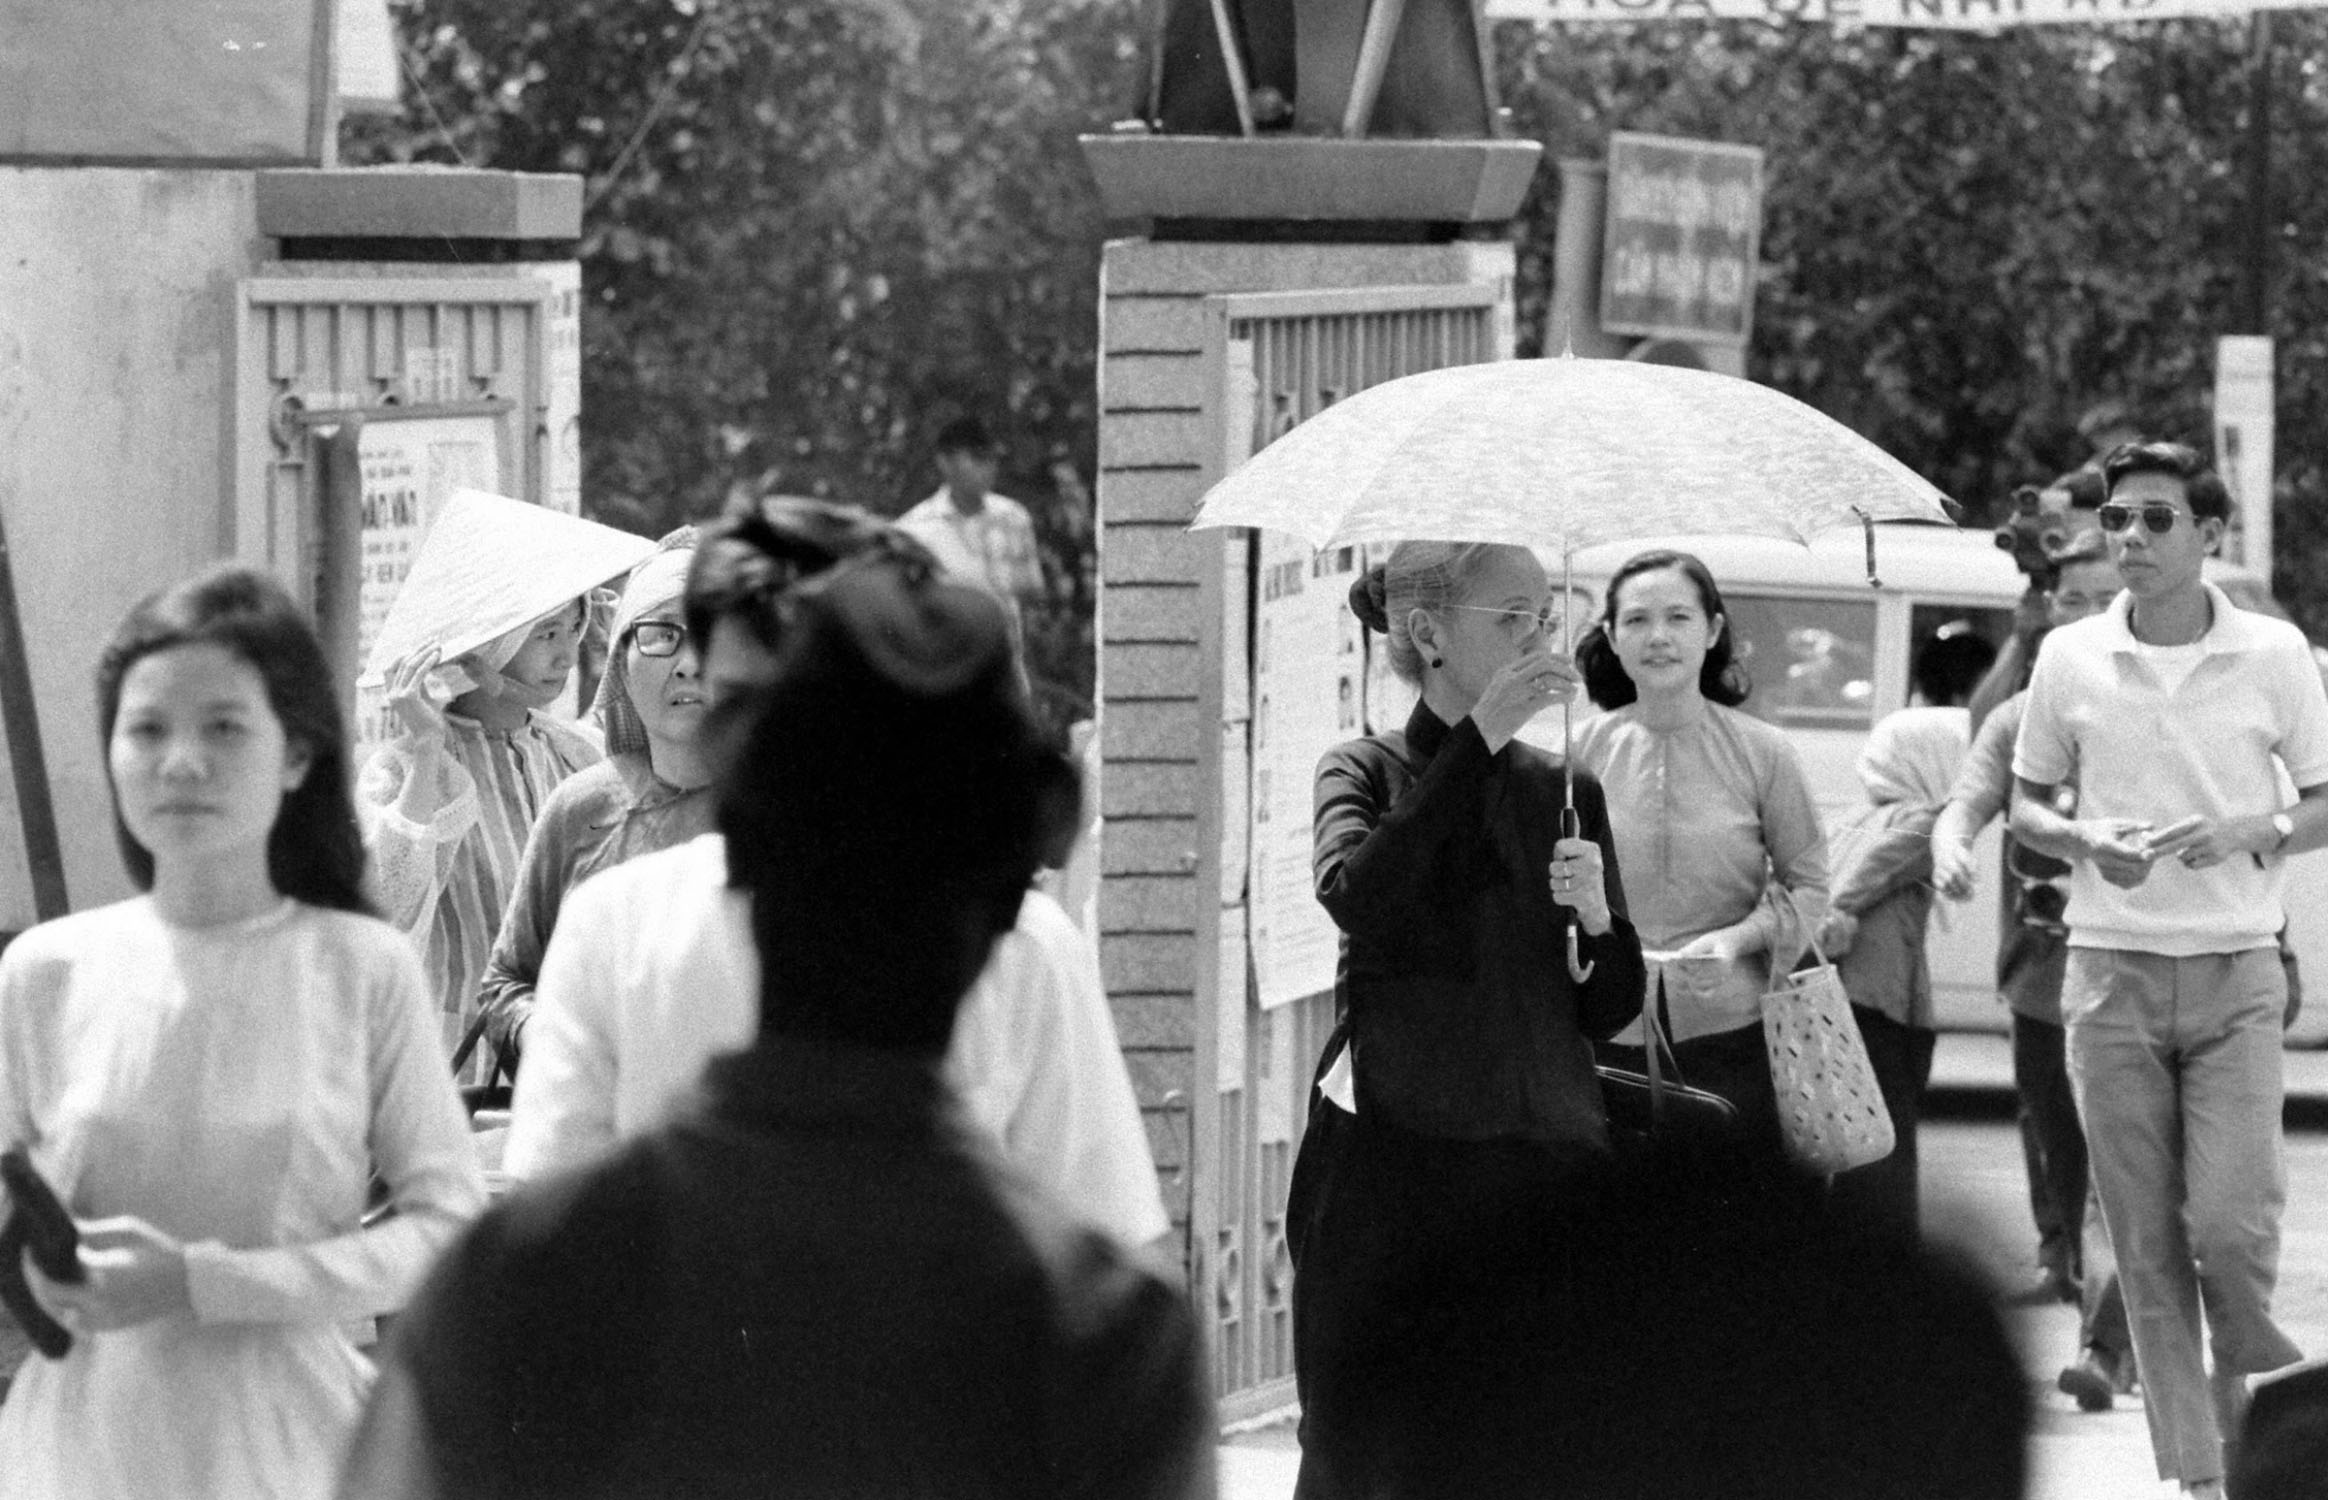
[2241,10,2273,335]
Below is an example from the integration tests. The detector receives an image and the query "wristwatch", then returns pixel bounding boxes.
[2271,812,2296,851]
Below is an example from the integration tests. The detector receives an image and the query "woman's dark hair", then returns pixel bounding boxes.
[1576,550,1751,711]
[683,497,904,651]
[95,565,371,914]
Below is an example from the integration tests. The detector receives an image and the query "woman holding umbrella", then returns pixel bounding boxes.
[1286,540,1646,1499]
[1572,549,1829,1146]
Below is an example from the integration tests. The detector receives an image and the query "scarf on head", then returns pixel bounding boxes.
[1857,705,1969,812]
[593,528,700,759]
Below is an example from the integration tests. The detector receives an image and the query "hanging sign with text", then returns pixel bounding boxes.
[1599,133,1763,345]
[1486,0,2264,27]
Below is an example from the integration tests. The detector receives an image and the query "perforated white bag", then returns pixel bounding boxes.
[1762,940,1895,1175]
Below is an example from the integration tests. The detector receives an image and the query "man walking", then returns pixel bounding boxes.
[897,414,1048,624]
[2011,441,2328,1499]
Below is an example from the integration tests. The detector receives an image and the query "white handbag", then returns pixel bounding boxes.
[1761,928,1896,1175]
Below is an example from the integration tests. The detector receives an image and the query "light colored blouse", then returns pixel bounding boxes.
[0,898,485,1500]
[1571,701,1829,1041]
[358,710,602,1069]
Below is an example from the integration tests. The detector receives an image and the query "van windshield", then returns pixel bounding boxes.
[1725,593,1876,731]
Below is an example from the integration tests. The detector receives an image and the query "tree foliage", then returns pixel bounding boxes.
[1498,17,2328,637]
[352,3,2328,658]
[349,0,1146,722]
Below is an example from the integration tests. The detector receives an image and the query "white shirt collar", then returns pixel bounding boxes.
[2098,580,2269,656]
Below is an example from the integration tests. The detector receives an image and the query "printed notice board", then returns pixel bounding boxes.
[1599,132,1764,345]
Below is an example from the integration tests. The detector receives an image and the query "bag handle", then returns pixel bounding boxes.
[1641,971,1685,1129]
[1780,896,1838,981]
[449,1008,510,1088]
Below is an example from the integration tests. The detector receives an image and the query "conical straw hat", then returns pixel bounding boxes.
[362,489,655,686]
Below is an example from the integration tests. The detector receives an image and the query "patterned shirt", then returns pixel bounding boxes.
[359,711,602,1072]
[897,490,1045,609]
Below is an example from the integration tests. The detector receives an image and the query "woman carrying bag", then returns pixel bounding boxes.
[1572,549,1829,1148]
[1286,541,1646,1500]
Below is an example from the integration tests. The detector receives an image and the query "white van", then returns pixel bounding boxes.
[1529,522,2328,1046]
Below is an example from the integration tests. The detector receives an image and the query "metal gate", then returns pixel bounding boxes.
[232,273,552,609]
[230,273,558,738]
[1190,284,1505,1419]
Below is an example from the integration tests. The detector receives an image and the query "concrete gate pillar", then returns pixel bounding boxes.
[1080,135,1539,1301]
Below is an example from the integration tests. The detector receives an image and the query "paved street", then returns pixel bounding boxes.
[1220,1111,2328,1500]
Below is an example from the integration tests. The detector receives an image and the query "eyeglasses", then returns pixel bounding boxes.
[1445,603,1563,636]
[2095,503,2185,536]
[629,620,689,658]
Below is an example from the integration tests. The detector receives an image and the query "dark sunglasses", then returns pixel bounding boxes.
[2095,503,2184,536]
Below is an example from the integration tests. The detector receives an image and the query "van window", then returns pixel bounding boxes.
[1908,604,2015,705]
[1726,593,1877,730]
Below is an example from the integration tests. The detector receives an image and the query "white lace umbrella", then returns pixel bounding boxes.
[1189,356,1957,976]
[1188,357,1954,552]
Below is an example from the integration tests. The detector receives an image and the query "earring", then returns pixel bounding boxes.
[1429,655,1444,669]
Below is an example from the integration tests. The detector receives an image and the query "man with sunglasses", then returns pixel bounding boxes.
[500,498,1171,1259]
[2010,440,2328,1500]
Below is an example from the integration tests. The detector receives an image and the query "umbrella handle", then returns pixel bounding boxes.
[1559,784,1595,984]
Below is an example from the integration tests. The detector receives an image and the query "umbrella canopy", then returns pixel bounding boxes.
[1188,357,1955,552]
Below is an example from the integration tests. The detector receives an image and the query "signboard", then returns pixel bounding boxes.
[2214,334,2275,581]
[529,261,587,517]
[1249,534,1364,1010]
[1600,133,1763,345]
[1487,0,2266,25]
[352,415,503,749]
[336,0,400,114]
[0,0,334,165]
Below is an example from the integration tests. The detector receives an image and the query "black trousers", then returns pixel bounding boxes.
[1288,1100,1601,1500]
[1828,1006,1936,1240]
[2013,1012,2088,1274]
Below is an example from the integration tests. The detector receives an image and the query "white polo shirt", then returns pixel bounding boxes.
[2014,581,2328,955]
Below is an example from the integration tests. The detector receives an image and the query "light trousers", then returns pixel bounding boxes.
[2064,946,2303,1484]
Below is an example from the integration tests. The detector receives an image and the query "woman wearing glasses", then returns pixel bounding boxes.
[1288,540,1645,1499]
[1571,549,1829,1147]
[474,530,714,1068]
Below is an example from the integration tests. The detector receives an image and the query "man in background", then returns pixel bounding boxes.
[1934,532,2133,1409]
[897,414,1048,626]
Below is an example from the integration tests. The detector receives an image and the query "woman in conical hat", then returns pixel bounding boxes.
[474,528,713,1068]
[358,492,654,1076]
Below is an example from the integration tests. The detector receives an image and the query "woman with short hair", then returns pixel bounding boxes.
[474,529,716,1065]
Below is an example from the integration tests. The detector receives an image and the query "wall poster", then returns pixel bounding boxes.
[352,415,502,750]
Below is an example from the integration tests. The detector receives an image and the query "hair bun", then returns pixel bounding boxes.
[1348,565,1390,633]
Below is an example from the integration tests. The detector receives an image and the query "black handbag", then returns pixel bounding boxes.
[1596,981,1742,1159]
[0,1146,81,1359]
[1594,1063,1739,1152]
